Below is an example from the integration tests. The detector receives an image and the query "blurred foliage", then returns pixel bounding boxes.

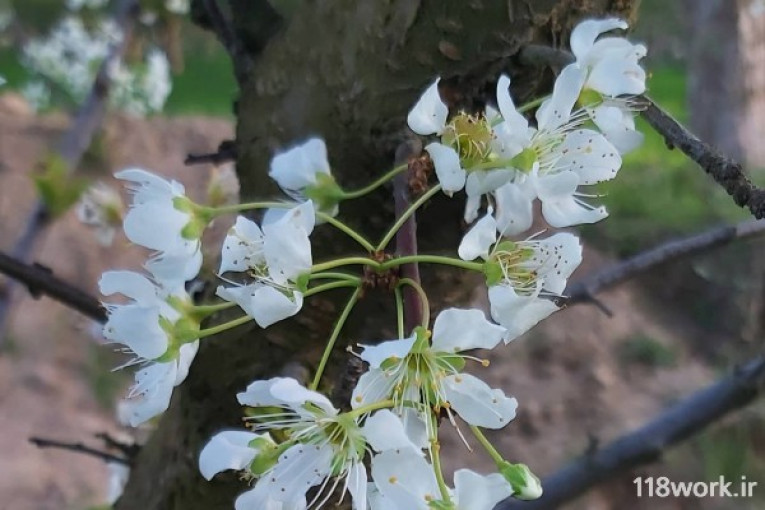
[617,333,678,368]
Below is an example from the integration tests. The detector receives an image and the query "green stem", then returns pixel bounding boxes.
[397,277,429,328]
[376,184,442,251]
[381,254,484,272]
[316,213,374,252]
[340,164,408,199]
[394,287,404,338]
[429,412,452,504]
[311,257,381,273]
[189,301,236,319]
[196,314,252,339]
[303,280,359,297]
[517,95,548,113]
[470,425,505,465]
[345,399,395,419]
[308,272,360,282]
[310,287,362,390]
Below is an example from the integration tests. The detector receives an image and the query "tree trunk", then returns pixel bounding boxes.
[116,1,638,508]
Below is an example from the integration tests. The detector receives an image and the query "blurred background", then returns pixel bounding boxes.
[0,0,764,509]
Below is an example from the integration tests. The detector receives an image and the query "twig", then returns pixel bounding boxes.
[200,0,253,83]
[30,436,130,465]
[565,219,765,308]
[496,354,765,509]
[0,0,138,345]
[95,432,141,460]
[0,251,106,323]
[393,138,425,332]
[638,96,765,219]
[184,139,237,166]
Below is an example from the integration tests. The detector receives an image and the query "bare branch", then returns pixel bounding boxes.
[30,436,130,465]
[566,218,765,307]
[184,139,237,166]
[496,354,765,509]
[95,432,141,460]
[638,96,765,219]
[0,251,106,323]
[198,0,254,83]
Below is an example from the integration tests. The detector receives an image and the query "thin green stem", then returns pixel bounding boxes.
[376,184,442,251]
[429,412,452,504]
[345,399,395,419]
[394,287,405,338]
[316,213,374,252]
[310,287,362,390]
[381,254,484,272]
[197,314,252,339]
[189,301,236,318]
[311,257,381,273]
[397,277,429,328]
[308,272,360,282]
[303,280,359,297]
[470,425,505,465]
[341,164,408,199]
[517,95,548,113]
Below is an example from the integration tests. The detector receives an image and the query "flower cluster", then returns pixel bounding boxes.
[86,16,645,510]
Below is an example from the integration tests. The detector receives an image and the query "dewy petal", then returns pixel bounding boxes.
[494,180,535,236]
[554,129,621,185]
[269,377,337,415]
[442,373,517,429]
[570,18,628,61]
[431,308,505,353]
[425,143,466,194]
[371,450,440,510]
[453,470,513,509]
[488,285,560,343]
[458,210,497,261]
[347,461,368,510]
[362,409,422,453]
[220,216,265,274]
[351,369,396,409]
[535,64,586,131]
[99,270,156,302]
[359,335,417,368]
[269,137,331,191]
[407,78,448,136]
[199,430,263,480]
[590,105,644,154]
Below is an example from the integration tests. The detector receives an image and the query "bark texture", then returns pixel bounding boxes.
[117,1,637,508]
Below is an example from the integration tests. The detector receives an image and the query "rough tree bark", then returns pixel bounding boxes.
[116,2,638,509]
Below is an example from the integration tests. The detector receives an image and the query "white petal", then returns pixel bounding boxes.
[570,18,628,61]
[237,378,285,408]
[348,461,368,510]
[103,305,167,360]
[359,335,416,368]
[425,143,466,194]
[494,180,535,236]
[554,129,621,184]
[106,462,130,505]
[263,204,314,282]
[463,192,482,225]
[536,64,586,131]
[99,270,156,302]
[535,170,608,227]
[122,200,189,252]
[458,210,497,261]
[351,369,396,409]
[362,410,422,453]
[443,373,517,428]
[431,308,505,352]
[264,443,334,503]
[524,233,582,295]
[407,79,448,135]
[145,246,202,284]
[269,377,337,415]
[488,285,560,343]
[465,169,513,198]
[496,75,529,131]
[588,52,646,96]
[269,138,331,191]
[235,482,304,510]
[123,361,177,426]
[371,450,439,510]
[453,470,513,509]
[216,285,303,329]
[199,430,262,480]
[590,105,644,154]
[115,168,184,202]
[220,216,265,274]
[174,341,199,385]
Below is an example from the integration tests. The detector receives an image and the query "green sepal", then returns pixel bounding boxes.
[484,260,503,287]
[509,147,537,173]
[577,88,603,109]
[428,500,454,509]
[437,354,466,373]
[33,153,88,218]
[305,173,344,213]
[295,273,310,293]
[248,437,282,476]
[498,461,543,500]
[411,326,431,352]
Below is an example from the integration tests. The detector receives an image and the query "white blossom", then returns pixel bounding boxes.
[77,181,124,246]
[459,211,582,342]
[352,308,517,431]
[106,461,130,505]
[216,202,314,328]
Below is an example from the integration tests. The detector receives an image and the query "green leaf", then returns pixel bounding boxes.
[32,153,88,218]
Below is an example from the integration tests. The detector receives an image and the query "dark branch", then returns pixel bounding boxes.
[198,0,254,83]
[184,139,237,166]
[496,354,765,509]
[393,138,425,332]
[565,218,765,307]
[0,251,106,323]
[638,96,765,219]
[30,436,130,465]
[95,432,142,460]
[517,44,574,68]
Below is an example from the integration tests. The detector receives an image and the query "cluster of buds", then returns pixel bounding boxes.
[83,17,645,510]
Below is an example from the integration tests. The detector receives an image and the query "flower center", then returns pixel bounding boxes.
[441,112,494,167]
